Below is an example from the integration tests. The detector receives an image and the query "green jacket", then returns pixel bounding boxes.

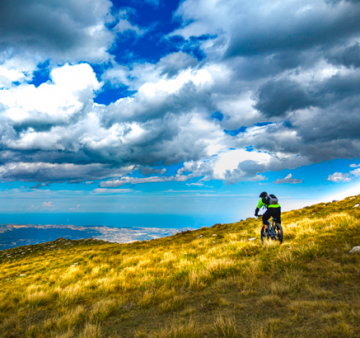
[257,198,281,209]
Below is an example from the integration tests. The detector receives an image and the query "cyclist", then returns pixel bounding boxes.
[254,192,281,234]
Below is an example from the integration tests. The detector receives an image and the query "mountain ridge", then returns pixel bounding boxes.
[0,195,360,337]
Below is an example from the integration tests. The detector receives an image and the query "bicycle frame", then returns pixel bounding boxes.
[258,214,283,245]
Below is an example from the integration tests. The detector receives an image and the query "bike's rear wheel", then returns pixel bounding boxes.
[274,223,283,244]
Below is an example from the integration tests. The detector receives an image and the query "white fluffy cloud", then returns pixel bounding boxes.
[327,172,352,183]
[0,63,100,127]
[1,0,360,186]
[327,167,360,183]
[176,147,308,184]
[0,57,38,89]
[274,173,303,184]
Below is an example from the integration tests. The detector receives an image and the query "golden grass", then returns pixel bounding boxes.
[0,195,360,337]
[150,320,202,338]
[90,299,118,324]
[57,305,86,330]
[213,316,237,338]
[79,323,101,338]
[26,290,56,307]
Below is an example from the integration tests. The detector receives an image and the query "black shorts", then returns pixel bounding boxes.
[262,207,281,225]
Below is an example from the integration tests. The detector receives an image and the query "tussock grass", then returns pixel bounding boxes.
[150,320,202,338]
[0,195,360,337]
[159,294,186,313]
[26,290,56,307]
[213,316,237,338]
[55,330,75,338]
[90,299,118,324]
[57,305,86,330]
[82,323,101,338]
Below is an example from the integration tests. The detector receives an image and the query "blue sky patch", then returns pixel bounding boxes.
[224,126,247,136]
[94,83,136,105]
[254,122,272,127]
[29,61,50,87]
[211,111,224,121]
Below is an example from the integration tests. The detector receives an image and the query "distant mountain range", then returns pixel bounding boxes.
[0,223,193,250]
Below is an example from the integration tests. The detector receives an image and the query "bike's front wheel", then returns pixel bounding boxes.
[260,226,270,245]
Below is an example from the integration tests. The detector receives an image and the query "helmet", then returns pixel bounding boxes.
[259,191,267,198]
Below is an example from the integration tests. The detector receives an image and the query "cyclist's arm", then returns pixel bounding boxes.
[255,199,264,216]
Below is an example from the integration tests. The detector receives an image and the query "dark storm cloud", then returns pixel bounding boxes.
[254,79,314,117]
[0,0,114,62]
[316,73,360,106]
[225,1,360,59]
[327,43,360,68]
[255,72,360,117]
[294,98,360,147]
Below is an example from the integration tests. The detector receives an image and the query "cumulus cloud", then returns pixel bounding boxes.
[157,52,198,78]
[113,9,148,37]
[0,0,360,186]
[173,0,360,59]
[0,0,116,63]
[274,174,303,184]
[176,149,304,184]
[327,168,360,183]
[327,172,353,183]
[0,63,100,128]
[350,168,360,177]
[0,57,37,89]
[254,79,314,117]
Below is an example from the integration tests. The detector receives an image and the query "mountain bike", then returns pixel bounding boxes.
[258,215,283,245]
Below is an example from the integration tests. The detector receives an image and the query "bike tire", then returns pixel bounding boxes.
[261,226,270,245]
[275,223,283,244]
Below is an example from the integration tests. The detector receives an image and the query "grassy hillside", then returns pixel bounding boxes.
[1,196,360,338]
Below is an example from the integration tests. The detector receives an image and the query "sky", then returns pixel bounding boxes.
[0,0,360,227]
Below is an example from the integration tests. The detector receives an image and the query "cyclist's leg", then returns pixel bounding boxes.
[262,209,271,230]
[272,207,282,238]
[273,207,281,224]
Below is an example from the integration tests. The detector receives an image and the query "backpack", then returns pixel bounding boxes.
[262,193,278,206]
